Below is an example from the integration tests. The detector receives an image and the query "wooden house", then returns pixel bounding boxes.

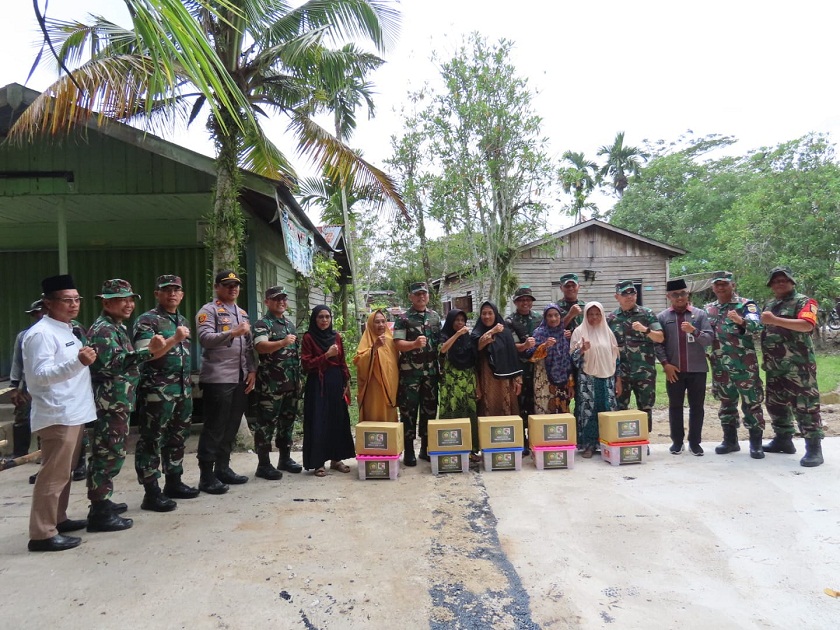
[436,219,686,317]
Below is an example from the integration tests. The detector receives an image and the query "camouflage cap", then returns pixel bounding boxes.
[25,299,44,314]
[97,279,140,299]
[711,270,733,283]
[156,274,183,289]
[409,281,429,294]
[215,269,242,285]
[559,273,579,286]
[767,265,796,286]
[513,286,534,302]
[265,285,288,299]
[615,280,636,294]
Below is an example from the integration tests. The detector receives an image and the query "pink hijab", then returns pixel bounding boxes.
[569,301,619,378]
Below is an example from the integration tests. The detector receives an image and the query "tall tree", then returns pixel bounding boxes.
[597,131,648,197]
[12,0,406,274]
[558,150,600,223]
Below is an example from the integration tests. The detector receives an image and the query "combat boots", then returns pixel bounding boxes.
[748,429,765,459]
[800,437,824,467]
[419,436,430,462]
[215,460,248,485]
[86,500,133,532]
[198,461,228,495]
[163,473,200,499]
[255,453,283,480]
[141,480,177,512]
[715,425,741,454]
[71,448,86,481]
[278,445,303,474]
[404,434,417,467]
[763,434,796,454]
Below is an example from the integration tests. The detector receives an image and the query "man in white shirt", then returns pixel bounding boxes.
[23,275,97,552]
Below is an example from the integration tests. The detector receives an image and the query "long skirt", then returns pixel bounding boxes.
[439,364,478,453]
[533,362,572,415]
[476,355,519,417]
[576,371,618,450]
[302,366,356,470]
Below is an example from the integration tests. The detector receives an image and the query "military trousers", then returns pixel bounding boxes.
[617,370,656,431]
[12,398,32,458]
[398,372,439,441]
[135,392,193,483]
[712,370,765,431]
[254,391,298,455]
[765,367,823,439]
[87,408,129,502]
[197,381,248,466]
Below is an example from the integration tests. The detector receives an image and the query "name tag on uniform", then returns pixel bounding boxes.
[65,341,75,347]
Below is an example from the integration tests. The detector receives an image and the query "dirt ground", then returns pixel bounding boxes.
[1,427,839,629]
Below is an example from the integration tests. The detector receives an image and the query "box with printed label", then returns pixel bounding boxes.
[528,414,577,447]
[428,418,472,453]
[354,422,404,456]
[430,451,470,475]
[531,445,576,470]
[597,410,649,444]
[482,448,523,471]
[599,440,649,466]
[477,416,523,450]
[357,455,400,480]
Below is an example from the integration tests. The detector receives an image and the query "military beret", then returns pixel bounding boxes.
[615,280,636,294]
[559,273,579,286]
[513,286,534,302]
[97,278,140,299]
[156,274,183,289]
[409,282,429,294]
[25,299,45,314]
[215,270,242,285]
[767,266,796,286]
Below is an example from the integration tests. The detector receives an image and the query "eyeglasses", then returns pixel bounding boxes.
[669,291,690,298]
[54,296,83,305]
[269,296,288,302]
[159,287,183,293]
[620,289,637,296]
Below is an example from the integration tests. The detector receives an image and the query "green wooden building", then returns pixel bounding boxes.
[0,82,346,377]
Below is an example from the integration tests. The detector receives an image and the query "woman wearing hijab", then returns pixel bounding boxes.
[353,309,399,423]
[569,302,622,458]
[438,308,480,459]
[471,301,524,416]
[526,304,573,414]
[301,305,355,477]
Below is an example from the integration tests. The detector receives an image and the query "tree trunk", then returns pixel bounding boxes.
[207,118,244,280]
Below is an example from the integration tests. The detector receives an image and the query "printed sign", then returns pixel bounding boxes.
[365,460,390,478]
[437,429,463,447]
[490,426,514,444]
[620,445,643,464]
[363,431,388,450]
[543,424,568,442]
[544,450,568,468]
[438,454,463,472]
[275,195,314,276]
[617,420,641,439]
[491,451,516,469]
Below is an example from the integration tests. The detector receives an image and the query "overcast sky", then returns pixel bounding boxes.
[2,1,839,229]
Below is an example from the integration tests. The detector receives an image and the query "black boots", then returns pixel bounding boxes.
[215,461,248,485]
[12,422,31,458]
[715,425,741,454]
[163,473,200,499]
[141,480,177,512]
[800,437,824,467]
[763,434,796,454]
[71,448,86,481]
[419,436,430,462]
[198,461,228,495]
[279,445,303,474]
[748,429,765,459]
[87,500,133,532]
[404,435,417,467]
[255,453,283,480]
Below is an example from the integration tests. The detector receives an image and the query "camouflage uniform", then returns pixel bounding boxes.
[252,311,300,455]
[705,295,765,430]
[608,304,662,430]
[556,298,585,334]
[88,311,151,502]
[506,308,542,417]
[393,307,442,441]
[132,304,192,483]
[761,291,823,439]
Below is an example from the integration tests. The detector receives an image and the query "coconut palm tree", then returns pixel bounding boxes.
[11,0,406,272]
[597,131,649,197]
[558,150,600,223]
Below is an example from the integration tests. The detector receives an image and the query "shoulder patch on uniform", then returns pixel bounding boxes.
[198,313,208,324]
[746,303,758,313]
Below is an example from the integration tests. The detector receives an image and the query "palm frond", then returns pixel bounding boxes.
[240,122,297,185]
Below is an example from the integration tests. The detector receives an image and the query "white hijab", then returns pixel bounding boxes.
[569,301,619,379]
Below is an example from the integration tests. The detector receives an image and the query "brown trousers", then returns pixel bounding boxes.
[29,424,83,540]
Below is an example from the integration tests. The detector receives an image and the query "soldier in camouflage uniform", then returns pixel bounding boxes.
[607,280,664,436]
[556,273,586,420]
[760,266,824,467]
[704,271,766,459]
[506,287,539,454]
[133,275,198,507]
[87,279,165,532]
[10,300,44,459]
[393,282,442,466]
[252,285,302,480]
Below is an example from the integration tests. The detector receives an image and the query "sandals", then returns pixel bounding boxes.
[330,461,351,473]
[313,468,327,477]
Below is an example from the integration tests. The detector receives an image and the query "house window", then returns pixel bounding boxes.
[631,280,643,306]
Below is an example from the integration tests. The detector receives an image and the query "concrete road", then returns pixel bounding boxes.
[1,439,838,629]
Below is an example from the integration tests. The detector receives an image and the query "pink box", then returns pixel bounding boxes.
[531,444,576,470]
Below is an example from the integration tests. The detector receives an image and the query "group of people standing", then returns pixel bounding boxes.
[14,264,826,553]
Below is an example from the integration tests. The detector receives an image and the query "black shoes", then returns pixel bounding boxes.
[56,519,87,533]
[748,429,765,460]
[198,461,228,495]
[763,434,797,454]
[163,474,200,499]
[688,444,704,456]
[715,425,741,454]
[800,437,824,467]
[28,534,81,552]
[87,501,133,532]
[279,447,303,474]
[404,446,417,467]
[418,436,430,462]
[141,481,177,512]
[669,442,684,455]
[106,500,128,514]
[72,462,87,482]
[255,462,283,480]
[215,465,248,485]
